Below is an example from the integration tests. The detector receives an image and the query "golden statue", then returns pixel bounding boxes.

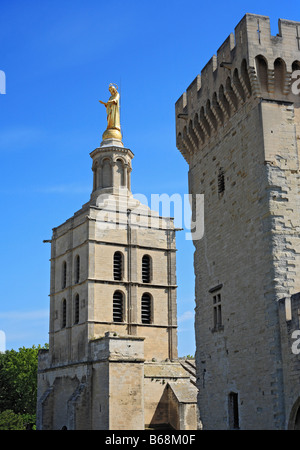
[99,83,122,141]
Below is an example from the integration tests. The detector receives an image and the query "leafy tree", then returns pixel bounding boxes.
[0,410,26,430]
[0,344,48,417]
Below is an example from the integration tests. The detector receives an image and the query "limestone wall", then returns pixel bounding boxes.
[175,13,300,429]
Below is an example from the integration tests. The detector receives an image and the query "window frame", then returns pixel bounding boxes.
[228,392,240,430]
[75,255,80,284]
[142,254,152,284]
[62,261,67,289]
[141,292,152,324]
[74,294,80,325]
[113,251,123,281]
[61,298,67,329]
[211,290,223,332]
[113,290,124,323]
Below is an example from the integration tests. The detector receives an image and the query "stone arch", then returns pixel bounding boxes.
[194,112,205,144]
[255,55,268,92]
[219,84,230,118]
[241,59,252,96]
[212,91,224,125]
[233,68,246,103]
[288,397,300,429]
[188,118,199,148]
[92,160,98,191]
[200,106,211,137]
[274,58,286,95]
[225,76,238,111]
[292,60,300,72]
[141,292,153,324]
[102,157,112,188]
[115,158,124,187]
[113,290,125,323]
[206,99,218,131]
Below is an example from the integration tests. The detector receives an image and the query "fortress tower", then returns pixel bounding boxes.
[37,86,199,430]
[176,14,300,429]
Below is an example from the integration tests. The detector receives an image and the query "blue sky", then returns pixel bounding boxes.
[0,0,298,356]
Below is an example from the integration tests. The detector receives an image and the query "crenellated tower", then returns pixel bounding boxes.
[176,14,300,430]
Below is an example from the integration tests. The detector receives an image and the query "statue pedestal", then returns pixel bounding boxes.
[100,138,124,148]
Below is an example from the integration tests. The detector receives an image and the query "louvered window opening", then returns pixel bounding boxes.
[113,291,123,322]
[218,169,225,194]
[142,255,151,283]
[75,256,80,284]
[62,261,67,289]
[74,295,79,324]
[141,293,151,324]
[113,252,122,281]
[62,299,67,328]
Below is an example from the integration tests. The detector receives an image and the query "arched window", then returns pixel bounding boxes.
[113,252,123,281]
[102,158,112,188]
[255,55,268,92]
[75,255,80,284]
[142,255,151,283]
[115,159,125,187]
[274,58,286,95]
[62,261,67,289]
[141,293,152,324]
[113,291,123,322]
[62,299,67,328]
[74,294,79,324]
[292,60,300,72]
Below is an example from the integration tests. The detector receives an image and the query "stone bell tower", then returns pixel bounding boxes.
[37,84,199,430]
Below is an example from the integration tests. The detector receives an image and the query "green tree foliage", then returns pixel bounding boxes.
[0,410,26,430]
[0,344,48,416]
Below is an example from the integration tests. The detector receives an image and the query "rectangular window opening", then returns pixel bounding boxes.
[228,392,240,430]
[218,169,225,194]
[213,292,223,331]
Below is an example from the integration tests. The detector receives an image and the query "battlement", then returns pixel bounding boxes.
[176,14,300,163]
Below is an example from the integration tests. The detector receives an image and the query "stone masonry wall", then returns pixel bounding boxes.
[175,13,300,429]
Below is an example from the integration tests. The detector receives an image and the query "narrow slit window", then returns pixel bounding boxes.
[62,299,67,328]
[113,291,123,322]
[62,261,67,289]
[142,255,151,283]
[113,252,123,281]
[141,293,152,324]
[75,255,80,284]
[228,392,240,429]
[74,294,79,324]
[218,168,225,194]
[213,293,222,329]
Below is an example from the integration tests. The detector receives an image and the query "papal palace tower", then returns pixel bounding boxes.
[176,14,300,429]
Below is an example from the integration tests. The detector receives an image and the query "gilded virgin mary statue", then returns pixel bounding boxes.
[99,83,122,142]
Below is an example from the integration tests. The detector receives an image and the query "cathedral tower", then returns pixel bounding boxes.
[37,85,198,430]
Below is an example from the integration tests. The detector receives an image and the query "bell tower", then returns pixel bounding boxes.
[37,84,198,430]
